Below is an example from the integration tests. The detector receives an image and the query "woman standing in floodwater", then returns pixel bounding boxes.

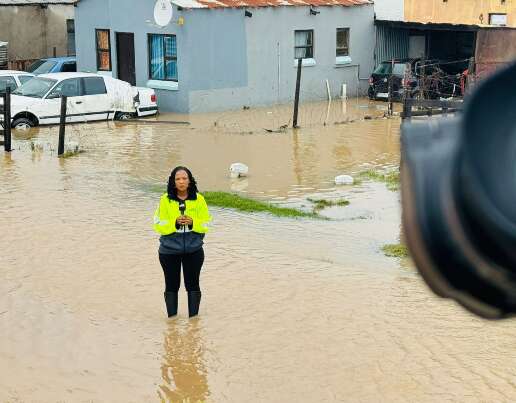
[153,166,211,317]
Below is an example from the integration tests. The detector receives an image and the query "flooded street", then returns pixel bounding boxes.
[2,98,516,402]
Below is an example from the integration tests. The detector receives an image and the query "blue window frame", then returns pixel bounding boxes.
[148,34,177,81]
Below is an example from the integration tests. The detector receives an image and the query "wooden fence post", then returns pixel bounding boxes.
[293,58,302,128]
[58,96,67,156]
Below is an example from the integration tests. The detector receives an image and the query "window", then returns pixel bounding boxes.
[0,76,17,92]
[13,78,57,98]
[374,62,392,74]
[489,13,507,26]
[83,77,107,95]
[61,62,76,73]
[96,29,111,71]
[336,28,349,57]
[48,78,82,98]
[393,63,407,76]
[27,60,57,75]
[148,34,178,81]
[18,75,33,85]
[67,19,76,56]
[373,62,407,76]
[294,30,314,59]
[27,59,46,72]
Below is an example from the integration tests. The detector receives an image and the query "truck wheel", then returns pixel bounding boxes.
[12,117,34,130]
[116,112,133,120]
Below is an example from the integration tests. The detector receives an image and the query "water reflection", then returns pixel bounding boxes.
[158,319,210,403]
[12,125,40,140]
[3,151,14,166]
[230,177,249,192]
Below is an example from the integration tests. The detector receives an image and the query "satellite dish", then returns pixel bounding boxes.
[154,0,173,27]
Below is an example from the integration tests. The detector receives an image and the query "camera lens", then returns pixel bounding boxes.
[401,61,516,319]
[458,65,516,267]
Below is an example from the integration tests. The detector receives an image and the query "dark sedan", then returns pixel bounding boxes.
[368,59,418,101]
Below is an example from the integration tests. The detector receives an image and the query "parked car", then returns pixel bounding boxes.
[368,59,419,101]
[0,70,35,92]
[26,56,76,75]
[1,72,158,129]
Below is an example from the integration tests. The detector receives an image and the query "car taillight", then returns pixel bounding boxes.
[151,94,157,103]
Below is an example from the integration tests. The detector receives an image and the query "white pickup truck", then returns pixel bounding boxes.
[1,72,158,129]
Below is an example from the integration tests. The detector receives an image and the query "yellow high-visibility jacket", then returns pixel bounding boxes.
[153,192,211,254]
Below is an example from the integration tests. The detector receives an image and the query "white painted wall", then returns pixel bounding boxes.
[374,0,404,21]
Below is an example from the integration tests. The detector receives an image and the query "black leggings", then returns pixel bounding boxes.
[159,248,205,292]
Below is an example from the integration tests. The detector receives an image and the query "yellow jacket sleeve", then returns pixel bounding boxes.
[153,194,178,235]
[192,194,212,234]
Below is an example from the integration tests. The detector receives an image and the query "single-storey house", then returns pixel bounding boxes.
[75,0,374,113]
[0,0,77,69]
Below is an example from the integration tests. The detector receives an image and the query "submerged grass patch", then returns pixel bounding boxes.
[307,197,350,211]
[145,185,320,219]
[59,150,85,159]
[382,243,409,258]
[204,191,320,219]
[358,169,400,191]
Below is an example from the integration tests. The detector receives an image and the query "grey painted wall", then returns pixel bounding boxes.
[0,4,74,61]
[188,5,375,112]
[75,0,374,113]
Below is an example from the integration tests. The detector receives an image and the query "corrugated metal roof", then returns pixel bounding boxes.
[375,19,481,30]
[172,0,370,9]
[0,0,78,5]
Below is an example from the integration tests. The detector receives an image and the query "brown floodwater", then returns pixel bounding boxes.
[1,99,516,402]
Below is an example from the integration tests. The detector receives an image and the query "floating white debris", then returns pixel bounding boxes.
[230,162,249,178]
[230,178,249,192]
[334,175,354,185]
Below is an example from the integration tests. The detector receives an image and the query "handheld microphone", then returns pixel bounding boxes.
[179,201,186,230]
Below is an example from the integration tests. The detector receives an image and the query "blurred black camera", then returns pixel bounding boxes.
[401,62,516,319]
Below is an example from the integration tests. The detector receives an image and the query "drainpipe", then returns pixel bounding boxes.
[277,41,281,103]
[41,5,48,58]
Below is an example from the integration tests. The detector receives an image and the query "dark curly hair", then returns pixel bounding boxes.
[167,166,198,201]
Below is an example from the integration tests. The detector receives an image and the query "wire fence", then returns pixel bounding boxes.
[184,73,382,134]
[5,57,497,149]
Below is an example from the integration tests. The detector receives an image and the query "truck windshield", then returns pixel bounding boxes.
[13,78,57,98]
[27,60,57,75]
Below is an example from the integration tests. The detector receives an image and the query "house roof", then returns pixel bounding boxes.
[0,0,78,5]
[375,19,481,31]
[172,0,370,9]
